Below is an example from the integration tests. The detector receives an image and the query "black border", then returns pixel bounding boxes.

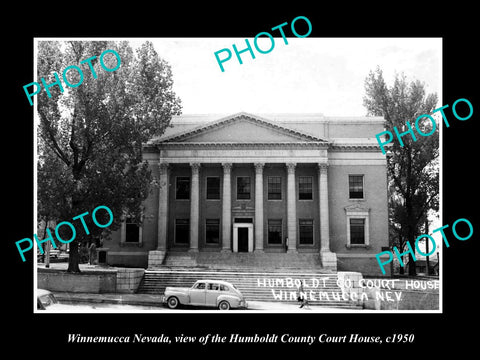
[7,4,479,354]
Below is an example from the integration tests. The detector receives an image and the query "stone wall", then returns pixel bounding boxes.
[38,268,117,293]
[115,268,145,293]
[337,271,440,310]
[37,267,145,294]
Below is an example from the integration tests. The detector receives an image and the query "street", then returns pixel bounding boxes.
[53,298,358,312]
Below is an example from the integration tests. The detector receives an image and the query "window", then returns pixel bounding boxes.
[125,217,140,243]
[299,176,313,200]
[175,219,189,244]
[205,219,220,244]
[194,282,206,289]
[220,285,230,291]
[268,219,283,244]
[268,177,282,200]
[237,177,251,200]
[176,177,190,200]
[208,283,220,291]
[299,219,314,245]
[345,204,370,247]
[206,177,220,200]
[349,175,364,199]
[121,214,143,246]
[349,218,365,244]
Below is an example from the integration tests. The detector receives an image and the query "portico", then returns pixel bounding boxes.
[147,113,338,270]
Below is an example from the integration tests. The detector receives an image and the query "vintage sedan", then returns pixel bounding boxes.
[37,289,95,311]
[162,280,247,310]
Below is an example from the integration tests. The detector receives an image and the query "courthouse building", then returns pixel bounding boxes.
[107,112,390,275]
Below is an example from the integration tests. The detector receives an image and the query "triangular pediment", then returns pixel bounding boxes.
[156,112,328,144]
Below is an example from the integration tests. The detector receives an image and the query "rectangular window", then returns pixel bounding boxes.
[299,176,313,200]
[125,217,140,243]
[349,175,364,199]
[350,218,365,244]
[237,177,251,200]
[176,177,190,200]
[205,219,220,244]
[268,177,282,200]
[299,219,314,245]
[268,219,283,244]
[206,177,220,200]
[175,219,190,244]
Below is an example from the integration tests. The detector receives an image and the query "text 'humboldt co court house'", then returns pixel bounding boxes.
[107,112,389,276]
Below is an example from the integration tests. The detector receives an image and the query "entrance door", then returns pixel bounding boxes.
[238,228,249,252]
[232,223,253,252]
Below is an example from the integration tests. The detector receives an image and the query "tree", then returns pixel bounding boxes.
[37,40,182,272]
[363,67,439,276]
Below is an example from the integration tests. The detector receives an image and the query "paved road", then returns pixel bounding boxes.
[51,292,358,312]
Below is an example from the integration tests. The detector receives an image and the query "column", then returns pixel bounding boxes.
[221,163,232,251]
[189,162,201,252]
[254,163,264,252]
[148,162,169,268]
[318,162,337,270]
[157,162,169,250]
[286,162,297,252]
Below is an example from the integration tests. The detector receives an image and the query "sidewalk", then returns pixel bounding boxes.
[52,291,359,312]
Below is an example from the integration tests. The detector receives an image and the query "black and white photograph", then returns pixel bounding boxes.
[6,6,478,354]
[33,37,442,314]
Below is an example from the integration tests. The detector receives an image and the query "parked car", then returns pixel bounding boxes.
[37,289,60,310]
[37,289,96,311]
[162,280,247,310]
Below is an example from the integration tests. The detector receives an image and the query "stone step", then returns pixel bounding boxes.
[137,268,359,308]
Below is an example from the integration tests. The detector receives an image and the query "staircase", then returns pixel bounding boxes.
[137,267,362,309]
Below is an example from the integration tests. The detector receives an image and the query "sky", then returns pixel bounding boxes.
[139,37,442,116]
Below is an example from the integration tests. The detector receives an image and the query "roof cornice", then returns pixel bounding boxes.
[157,141,330,148]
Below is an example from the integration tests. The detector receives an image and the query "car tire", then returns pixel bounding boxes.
[218,300,230,310]
[167,296,179,309]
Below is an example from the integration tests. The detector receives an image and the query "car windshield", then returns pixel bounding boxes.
[39,294,58,307]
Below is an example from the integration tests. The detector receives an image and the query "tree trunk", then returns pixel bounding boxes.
[67,240,81,273]
[407,224,417,276]
[67,191,82,273]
